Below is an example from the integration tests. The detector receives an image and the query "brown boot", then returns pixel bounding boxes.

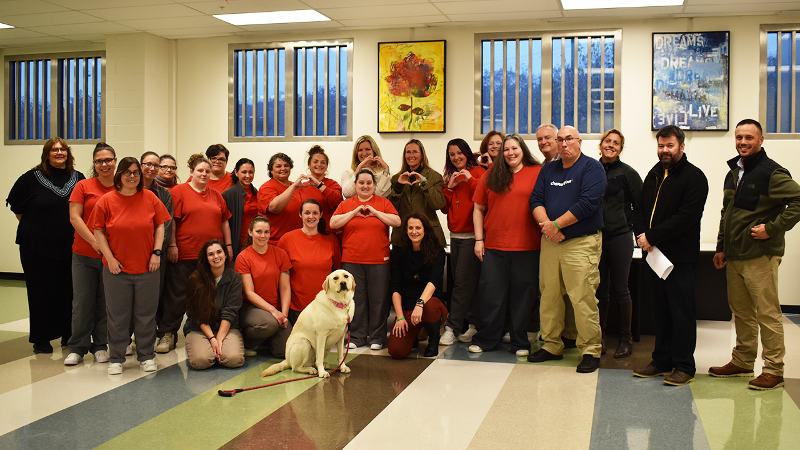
[708,362,754,378]
[613,337,632,358]
[748,373,784,390]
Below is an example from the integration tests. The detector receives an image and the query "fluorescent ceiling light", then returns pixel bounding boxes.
[562,0,683,9]
[214,10,330,26]
[0,23,14,29]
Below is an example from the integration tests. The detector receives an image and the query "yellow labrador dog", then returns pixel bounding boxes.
[261,269,355,378]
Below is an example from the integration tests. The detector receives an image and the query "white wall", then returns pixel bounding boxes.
[3,13,800,304]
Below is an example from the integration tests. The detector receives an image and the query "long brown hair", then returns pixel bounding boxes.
[245,215,271,247]
[400,212,441,267]
[185,239,224,326]
[35,137,75,175]
[485,134,540,194]
[399,139,430,173]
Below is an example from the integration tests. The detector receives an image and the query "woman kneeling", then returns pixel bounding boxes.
[388,213,448,359]
[183,239,245,370]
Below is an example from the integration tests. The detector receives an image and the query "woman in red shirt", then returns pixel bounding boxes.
[278,199,341,324]
[156,154,233,354]
[222,158,258,260]
[93,157,171,375]
[469,135,542,356]
[439,138,487,346]
[257,153,304,245]
[299,146,343,234]
[331,169,401,350]
[64,143,117,365]
[235,215,292,357]
[205,144,234,193]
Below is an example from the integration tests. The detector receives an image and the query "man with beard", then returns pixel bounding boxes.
[632,125,708,386]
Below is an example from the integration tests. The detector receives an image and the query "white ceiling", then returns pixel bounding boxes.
[0,0,797,47]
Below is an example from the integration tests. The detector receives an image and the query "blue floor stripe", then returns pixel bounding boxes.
[0,356,275,450]
[590,369,711,450]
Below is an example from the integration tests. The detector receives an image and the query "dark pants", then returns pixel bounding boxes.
[157,259,196,338]
[388,297,448,359]
[647,262,697,375]
[342,262,391,347]
[68,253,107,355]
[597,232,634,339]
[20,246,72,344]
[103,268,159,363]
[445,237,482,332]
[472,249,539,352]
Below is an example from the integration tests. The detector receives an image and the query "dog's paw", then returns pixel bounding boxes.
[261,369,272,377]
[307,367,318,375]
[339,363,351,374]
[319,370,330,378]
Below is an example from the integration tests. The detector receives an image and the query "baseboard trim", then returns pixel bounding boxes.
[0,272,25,281]
[782,305,800,314]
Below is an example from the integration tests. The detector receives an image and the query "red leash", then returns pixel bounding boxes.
[218,329,352,397]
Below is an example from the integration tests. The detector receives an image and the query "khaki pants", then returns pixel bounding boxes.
[539,232,602,357]
[726,256,785,376]
[185,329,245,370]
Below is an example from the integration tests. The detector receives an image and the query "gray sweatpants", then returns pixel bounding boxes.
[103,267,159,363]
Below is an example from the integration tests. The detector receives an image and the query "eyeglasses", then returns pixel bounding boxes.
[50,147,68,154]
[160,165,177,171]
[142,162,159,169]
[123,170,141,177]
[94,158,116,166]
[210,157,227,163]
[556,137,576,144]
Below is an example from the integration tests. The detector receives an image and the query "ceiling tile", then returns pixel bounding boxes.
[80,4,205,21]
[436,0,561,15]
[684,3,800,13]
[0,0,67,15]
[116,15,240,31]
[235,21,346,32]
[337,15,451,27]
[182,0,311,15]
[302,0,429,6]
[562,6,684,17]
[0,28,50,39]
[318,3,442,20]
[43,0,173,9]
[27,22,138,36]
[0,36,70,47]
[1,11,106,27]
[445,11,562,21]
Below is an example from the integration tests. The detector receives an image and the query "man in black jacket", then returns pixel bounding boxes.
[631,125,708,386]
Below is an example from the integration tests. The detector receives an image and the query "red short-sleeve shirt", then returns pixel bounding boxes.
[235,245,292,308]
[333,195,397,264]
[278,229,342,311]
[257,178,302,245]
[69,177,115,258]
[172,183,232,261]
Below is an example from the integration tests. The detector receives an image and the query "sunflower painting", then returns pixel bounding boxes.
[378,40,445,133]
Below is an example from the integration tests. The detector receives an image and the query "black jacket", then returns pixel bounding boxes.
[633,154,708,264]
[601,158,643,237]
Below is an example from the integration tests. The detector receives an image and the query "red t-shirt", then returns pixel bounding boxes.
[172,183,232,261]
[443,166,487,233]
[277,229,342,312]
[298,177,344,232]
[257,178,302,245]
[473,164,542,251]
[207,174,234,194]
[69,177,115,258]
[240,191,259,246]
[235,245,292,308]
[91,190,171,274]
[333,195,397,264]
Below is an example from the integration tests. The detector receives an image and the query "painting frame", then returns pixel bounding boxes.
[378,40,446,133]
[651,31,730,131]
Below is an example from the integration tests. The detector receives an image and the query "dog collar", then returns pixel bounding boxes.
[332,300,347,309]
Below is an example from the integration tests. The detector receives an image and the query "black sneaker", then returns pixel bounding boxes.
[527,348,563,363]
[577,354,600,373]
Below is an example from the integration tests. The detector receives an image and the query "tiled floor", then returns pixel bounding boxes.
[1,279,799,449]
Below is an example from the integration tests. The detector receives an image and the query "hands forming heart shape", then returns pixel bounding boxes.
[358,205,371,217]
[398,171,422,186]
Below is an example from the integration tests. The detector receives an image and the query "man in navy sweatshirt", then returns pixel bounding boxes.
[529,125,606,373]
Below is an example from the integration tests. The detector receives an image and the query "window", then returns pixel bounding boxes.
[6,52,105,145]
[474,31,621,139]
[229,40,353,142]
[761,25,800,137]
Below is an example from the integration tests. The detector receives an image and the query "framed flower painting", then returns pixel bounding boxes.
[378,40,446,133]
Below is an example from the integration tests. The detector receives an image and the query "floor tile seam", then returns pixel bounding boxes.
[0,318,28,330]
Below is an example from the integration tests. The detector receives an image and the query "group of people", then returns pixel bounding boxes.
[8,119,797,390]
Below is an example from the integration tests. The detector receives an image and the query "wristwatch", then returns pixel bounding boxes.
[415,299,425,308]
[152,249,162,256]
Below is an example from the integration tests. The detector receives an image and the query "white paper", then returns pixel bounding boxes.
[646,246,674,280]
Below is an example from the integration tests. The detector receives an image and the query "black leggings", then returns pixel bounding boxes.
[597,232,633,333]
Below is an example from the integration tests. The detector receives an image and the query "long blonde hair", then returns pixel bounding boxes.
[350,135,384,171]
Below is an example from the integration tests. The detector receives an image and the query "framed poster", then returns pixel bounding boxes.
[652,31,730,131]
[378,40,445,133]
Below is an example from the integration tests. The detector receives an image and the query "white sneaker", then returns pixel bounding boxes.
[502,332,511,343]
[516,349,530,357]
[440,326,456,345]
[244,348,257,357]
[348,342,357,349]
[155,335,175,353]
[370,343,382,350]
[468,345,483,353]
[125,345,133,356]
[107,363,123,375]
[94,350,109,363]
[140,359,157,372]
[64,353,83,365]
[458,324,478,343]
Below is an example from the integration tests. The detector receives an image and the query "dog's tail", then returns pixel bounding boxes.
[261,360,290,377]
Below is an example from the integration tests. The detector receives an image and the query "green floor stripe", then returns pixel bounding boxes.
[96,352,360,450]
[691,374,800,450]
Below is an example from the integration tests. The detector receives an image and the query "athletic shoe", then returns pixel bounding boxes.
[458,324,478,343]
[467,345,483,353]
[107,363,123,375]
[244,348,258,357]
[515,349,530,357]
[64,353,83,365]
[370,343,382,350]
[348,342,357,349]
[140,359,157,372]
[502,332,511,343]
[155,335,175,353]
[93,350,109,363]
[439,326,457,345]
